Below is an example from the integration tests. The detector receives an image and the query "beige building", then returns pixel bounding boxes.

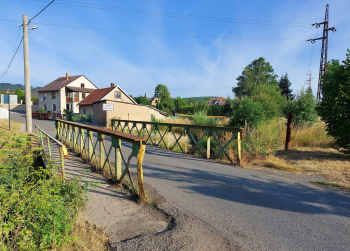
[78,84,166,127]
[38,73,97,113]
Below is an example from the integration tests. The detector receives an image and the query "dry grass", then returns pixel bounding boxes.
[291,122,335,147]
[246,147,350,190]
[0,119,22,132]
[240,118,350,190]
[164,117,193,125]
[53,212,109,251]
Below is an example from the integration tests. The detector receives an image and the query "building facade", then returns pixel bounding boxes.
[38,73,97,113]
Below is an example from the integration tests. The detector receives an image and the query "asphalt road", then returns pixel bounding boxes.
[13,112,350,251]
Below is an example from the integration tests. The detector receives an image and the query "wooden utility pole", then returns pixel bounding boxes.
[22,15,32,133]
[285,112,293,151]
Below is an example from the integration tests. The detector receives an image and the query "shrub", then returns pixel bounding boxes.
[229,98,265,127]
[0,142,87,250]
[251,84,287,120]
[287,87,317,126]
[38,107,45,114]
[317,50,350,153]
[193,111,218,126]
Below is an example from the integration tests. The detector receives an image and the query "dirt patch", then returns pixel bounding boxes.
[111,200,241,251]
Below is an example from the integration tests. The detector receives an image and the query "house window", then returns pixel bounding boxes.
[52,104,56,111]
[81,83,85,88]
[43,93,46,99]
[51,92,56,99]
[84,109,86,114]
[43,105,47,111]
[66,104,70,110]
[74,92,78,98]
[115,91,121,99]
[66,92,72,98]
[82,93,86,99]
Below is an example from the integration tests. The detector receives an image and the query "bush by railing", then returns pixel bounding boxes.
[66,113,93,123]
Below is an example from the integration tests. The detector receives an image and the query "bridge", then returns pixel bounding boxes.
[11,112,350,250]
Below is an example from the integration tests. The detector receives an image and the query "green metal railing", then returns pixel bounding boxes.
[111,119,243,165]
[35,125,69,179]
[55,119,147,198]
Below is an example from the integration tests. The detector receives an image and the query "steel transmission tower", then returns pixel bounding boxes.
[306,4,336,103]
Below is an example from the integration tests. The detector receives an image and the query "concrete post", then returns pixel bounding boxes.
[22,15,32,133]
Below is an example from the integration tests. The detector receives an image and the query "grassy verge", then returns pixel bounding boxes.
[0,119,109,250]
[240,118,350,190]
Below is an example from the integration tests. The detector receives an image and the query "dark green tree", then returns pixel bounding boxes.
[229,98,266,127]
[317,50,350,153]
[288,86,317,125]
[174,96,187,110]
[232,57,278,97]
[251,84,287,120]
[134,95,150,105]
[278,73,293,98]
[15,88,24,100]
[154,84,174,112]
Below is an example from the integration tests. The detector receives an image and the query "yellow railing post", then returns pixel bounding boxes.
[99,134,105,170]
[207,136,210,159]
[59,146,65,179]
[137,144,146,198]
[237,131,242,165]
[88,130,93,162]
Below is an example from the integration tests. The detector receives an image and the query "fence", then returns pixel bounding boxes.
[35,125,69,179]
[66,113,93,123]
[111,119,243,165]
[55,119,147,198]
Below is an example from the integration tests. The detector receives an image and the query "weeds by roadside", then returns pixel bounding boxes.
[0,119,108,250]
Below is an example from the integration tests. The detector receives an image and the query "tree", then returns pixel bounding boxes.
[317,50,350,153]
[229,98,266,127]
[154,84,170,100]
[174,96,187,110]
[15,88,24,100]
[134,95,150,105]
[154,84,174,112]
[232,57,278,98]
[251,84,287,120]
[278,73,293,98]
[193,99,209,113]
[288,86,317,126]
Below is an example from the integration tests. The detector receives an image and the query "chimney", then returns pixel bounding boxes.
[66,73,69,80]
[111,83,115,87]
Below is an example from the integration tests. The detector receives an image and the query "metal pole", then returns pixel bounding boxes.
[22,15,32,133]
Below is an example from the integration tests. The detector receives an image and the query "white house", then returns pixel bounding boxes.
[37,73,97,113]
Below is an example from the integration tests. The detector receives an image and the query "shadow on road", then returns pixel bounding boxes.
[141,162,350,217]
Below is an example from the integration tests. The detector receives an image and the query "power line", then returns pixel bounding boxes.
[33,0,311,28]
[0,38,23,80]
[1,28,21,83]
[3,20,303,41]
[29,0,56,24]
[125,82,307,91]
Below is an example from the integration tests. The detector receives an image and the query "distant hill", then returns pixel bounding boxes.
[183,96,215,101]
[0,83,40,93]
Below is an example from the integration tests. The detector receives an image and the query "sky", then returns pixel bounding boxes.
[0,0,349,99]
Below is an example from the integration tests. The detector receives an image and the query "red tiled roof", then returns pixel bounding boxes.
[78,87,115,106]
[37,75,83,92]
[207,97,227,106]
